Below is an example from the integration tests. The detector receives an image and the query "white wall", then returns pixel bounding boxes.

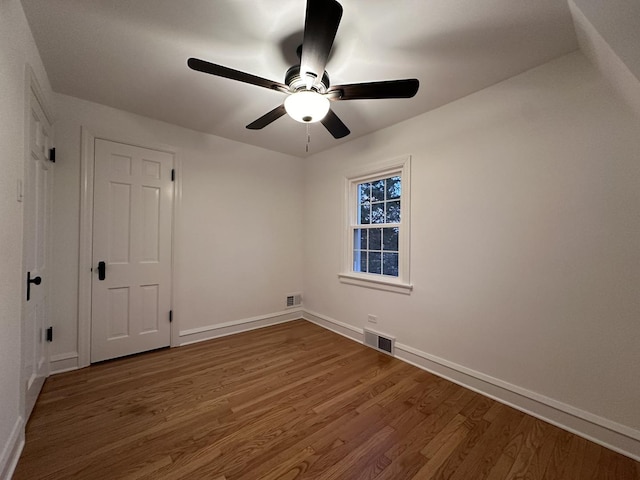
[50,94,304,366]
[0,0,53,476]
[304,52,640,454]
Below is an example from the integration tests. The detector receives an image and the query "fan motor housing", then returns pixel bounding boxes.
[285,65,330,93]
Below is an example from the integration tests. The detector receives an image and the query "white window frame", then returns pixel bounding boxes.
[338,155,413,294]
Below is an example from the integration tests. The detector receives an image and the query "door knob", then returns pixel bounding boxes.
[26,271,41,301]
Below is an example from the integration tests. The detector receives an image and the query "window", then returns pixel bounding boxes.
[353,176,401,276]
[339,156,412,294]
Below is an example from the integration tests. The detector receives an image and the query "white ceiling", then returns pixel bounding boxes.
[21,0,579,157]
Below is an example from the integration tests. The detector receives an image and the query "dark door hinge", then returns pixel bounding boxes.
[171,169,175,181]
[49,148,56,163]
[169,310,173,323]
[46,326,53,342]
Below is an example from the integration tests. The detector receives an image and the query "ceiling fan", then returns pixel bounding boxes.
[187,0,419,139]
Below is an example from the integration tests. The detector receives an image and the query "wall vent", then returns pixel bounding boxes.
[363,328,395,356]
[285,293,302,308]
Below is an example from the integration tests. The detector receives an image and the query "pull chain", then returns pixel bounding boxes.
[306,123,311,153]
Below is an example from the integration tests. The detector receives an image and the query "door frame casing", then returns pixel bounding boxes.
[78,127,181,368]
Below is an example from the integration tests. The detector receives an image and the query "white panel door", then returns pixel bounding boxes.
[91,139,173,362]
[21,88,53,419]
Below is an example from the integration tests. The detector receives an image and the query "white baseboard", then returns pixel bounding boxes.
[178,309,303,346]
[50,352,79,374]
[303,309,363,341]
[302,309,640,461]
[0,416,24,480]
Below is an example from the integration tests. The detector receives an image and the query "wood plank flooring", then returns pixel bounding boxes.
[14,320,639,479]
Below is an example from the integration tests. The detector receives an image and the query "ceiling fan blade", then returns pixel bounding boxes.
[188,58,288,93]
[321,109,350,139]
[328,79,419,100]
[300,0,343,88]
[246,104,287,130]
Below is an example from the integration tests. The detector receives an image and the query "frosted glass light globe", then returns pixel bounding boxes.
[284,91,330,123]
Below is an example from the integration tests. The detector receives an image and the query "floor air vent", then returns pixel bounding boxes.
[364,328,395,356]
[286,293,302,308]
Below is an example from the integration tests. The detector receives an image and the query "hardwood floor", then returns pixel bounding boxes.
[14,320,639,479]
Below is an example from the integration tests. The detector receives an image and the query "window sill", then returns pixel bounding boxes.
[338,273,413,295]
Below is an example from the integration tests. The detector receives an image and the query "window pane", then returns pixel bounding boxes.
[359,183,370,203]
[369,252,381,274]
[354,229,367,250]
[369,228,382,250]
[354,251,367,272]
[386,200,401,223]
[382,252,399,276]
[386,176,401,200]
[370,203,385,224]
[383,227,399,251]
[371,180,385,202]
[359,203,370,224]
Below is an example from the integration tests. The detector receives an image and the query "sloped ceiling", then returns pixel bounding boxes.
[568,0,640,116]
[570,0,640,82]
[21,0,579,157]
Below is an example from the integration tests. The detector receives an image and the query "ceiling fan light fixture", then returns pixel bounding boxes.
[284,90,330,123]
[187,0,417,139]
